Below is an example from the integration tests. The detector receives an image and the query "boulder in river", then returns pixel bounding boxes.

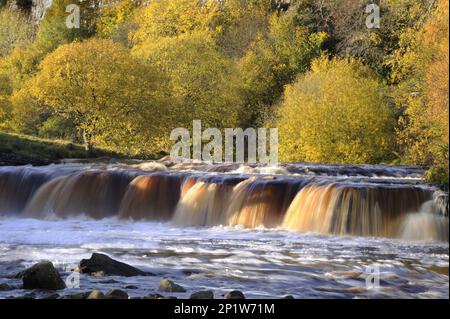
[224,290,246,299]
[105,289,129,299]
[21,261,66,290]
[59,292,90,299]
[78,253,150,277]
[87,290,105,299]
[158,279,186,293]
[190,290,214,299]
[0,283,14,291]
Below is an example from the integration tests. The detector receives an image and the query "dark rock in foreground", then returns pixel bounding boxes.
[59,292,90,299]
[105,289,129,299]
[78,253,150,277]
[87,290,105,299]
[224,290,246,299]
[21,261,66,290]
[190,290,214,299]
[159,279,186,293]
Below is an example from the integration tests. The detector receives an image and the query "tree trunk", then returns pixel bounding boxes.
[82,130,94,157]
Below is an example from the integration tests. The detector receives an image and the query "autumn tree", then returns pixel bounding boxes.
[0,7,34,57]
[289,0,434,78]
[277,57,395,164]
[389,0,449,184]
[131,0,225,44]
[96,0,141,46]
[133,31,243,134]
[239,11,325,126]
[17,39,166,155]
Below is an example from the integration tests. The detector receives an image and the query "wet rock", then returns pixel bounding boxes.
[224,290,246,299]
[158,279,186,293]
[87,290,105,299]
[91,271,106,277]
[190,290,214,299]
[105,289,129,299]
[282,295,295,299]
[0,283,14,291]
[59,292,90,299]
[21,261,66,290]
[78,253,150,277]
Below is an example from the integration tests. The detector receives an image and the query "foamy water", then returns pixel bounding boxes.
[0,217,448,299]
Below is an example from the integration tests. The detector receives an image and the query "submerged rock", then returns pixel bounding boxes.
[105,289,129,299]
[158,279,186,293]
[78,253,150,277]
[21,261,66,290]
[190,290,214,299]
[224,290,246,299]
[0,283,14,291]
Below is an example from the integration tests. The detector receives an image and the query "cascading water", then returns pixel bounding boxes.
[0,162,448,241]
[0,161,448,299]
[24,170,135,219]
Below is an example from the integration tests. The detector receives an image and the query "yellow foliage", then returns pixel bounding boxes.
[15,38,168,155]
[131,0,224,44]
[132,32,243,131]
[391,0,449,183]
[278,57,394,164]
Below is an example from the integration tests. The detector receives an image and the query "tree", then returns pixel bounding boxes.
[133,31,243,133]
[289,0,434,78]
[215,0,271,58]
[131,0,224,44]
[96,0,141,46]
[0,73,12,128]
[36,0,93,51]
[0,7,35,57]
[239,11,325,126]
[277,57,395,164]
[18,39,166,155]
[390,0,449,184]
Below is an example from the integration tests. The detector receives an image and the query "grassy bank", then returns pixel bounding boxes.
[0,132,121,166]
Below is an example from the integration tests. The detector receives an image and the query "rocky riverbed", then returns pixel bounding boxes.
[1,253,250,299]
[0,219,448,299]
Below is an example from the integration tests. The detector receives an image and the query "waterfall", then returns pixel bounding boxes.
[0,163,447,241]
[282,184,431,237]
[119,174,185,221]
[24,170,133,219]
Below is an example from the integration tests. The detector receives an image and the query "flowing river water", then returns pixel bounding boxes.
[0,161,448,298]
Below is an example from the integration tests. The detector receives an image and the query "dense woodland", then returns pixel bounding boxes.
[0,0,448,184]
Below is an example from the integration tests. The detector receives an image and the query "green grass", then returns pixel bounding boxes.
[0,131,121,164]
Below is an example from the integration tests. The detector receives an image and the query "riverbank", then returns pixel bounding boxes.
[0,132,121,166]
